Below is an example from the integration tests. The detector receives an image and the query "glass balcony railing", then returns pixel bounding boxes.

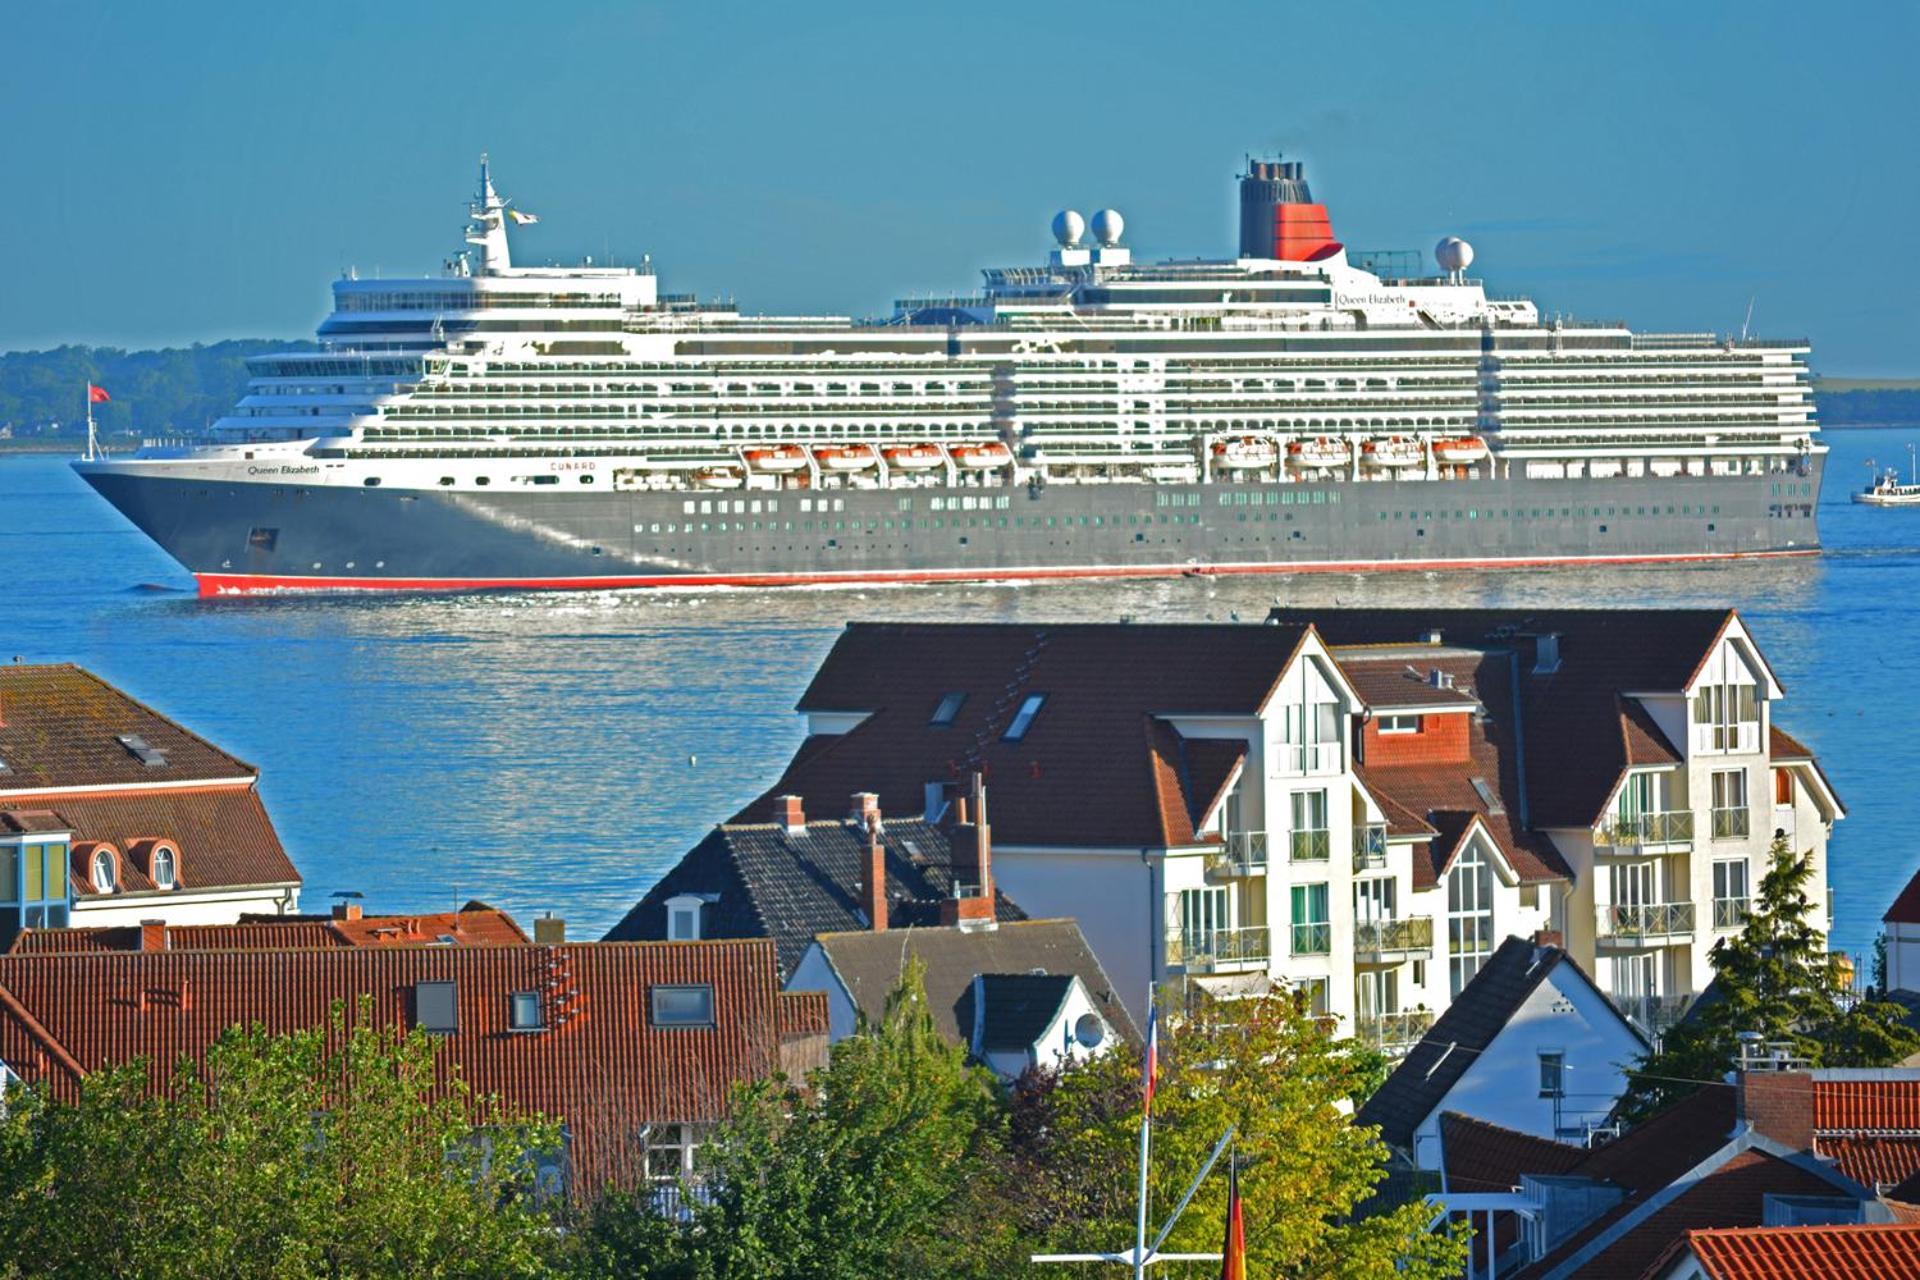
[1712,897,1749,930]
[1597,902,1696,944]
[1356,1009,1435,1055]
[1290,829,1331,862]
[1594,810,1695,850]
[1354,916,1434,960]
[1165,925,1272,972]
[1711,807,1751,840]
[1352,823,1388,871]
[1205,832,1269,878]
[1290,922,1332,956]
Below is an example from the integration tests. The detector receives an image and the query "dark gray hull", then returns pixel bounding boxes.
[77,459,1825,596]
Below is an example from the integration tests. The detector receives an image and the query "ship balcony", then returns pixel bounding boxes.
[1353,823,1389,871]
[1356,1009,1435,1057]
[1593,811,1695,854]
[1354,916,1434,964]
[1166,925,1272,974]
[1596,902,1696,949]
[1204,832,1269,880]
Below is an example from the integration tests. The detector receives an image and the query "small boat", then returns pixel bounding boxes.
[882,444,945,471]
[950,442,1013,470]
[742,445,808,473]
[693,467,744,489]
[1361,436,1424,470]
[1856,447,1920,506]
[1287,437,1350,470]
[1432,435,1489,465]
[1211,436,1280,471]
[814,445,877,472]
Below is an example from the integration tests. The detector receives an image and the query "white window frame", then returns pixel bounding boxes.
[1378,714,1420,735]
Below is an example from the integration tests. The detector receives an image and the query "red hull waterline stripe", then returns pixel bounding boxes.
[195,549,1818,598]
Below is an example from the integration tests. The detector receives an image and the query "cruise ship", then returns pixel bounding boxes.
[75,156,1824,596]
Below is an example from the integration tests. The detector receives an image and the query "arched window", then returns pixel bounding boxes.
[151,845,176,889]
[92,849,116,893]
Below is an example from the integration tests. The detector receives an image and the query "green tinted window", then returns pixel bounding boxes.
[24,846,42,900]
[0,849,15,901]
[44,846,65,898]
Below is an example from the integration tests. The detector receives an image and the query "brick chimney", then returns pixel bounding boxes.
[139,919,167,952]
[332,901,363,922]
[942,774,995,930]
[1739,1069,1813,1150]
[860,819,888,933]
[775,794,807,836]
[533,915,566,945]
[851,791,881,831]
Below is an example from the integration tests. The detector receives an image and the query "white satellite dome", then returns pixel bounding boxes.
[1435,236,1475,274]
[1051,209,1086,248]
[1091,208,1125,247]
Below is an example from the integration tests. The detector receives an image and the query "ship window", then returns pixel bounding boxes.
[1003,694,1048,742]
[439,477,455,486]
[476,476,491,486]
[362,477,382,487]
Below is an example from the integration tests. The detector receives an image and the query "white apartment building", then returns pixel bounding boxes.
[734,609,1840,1050]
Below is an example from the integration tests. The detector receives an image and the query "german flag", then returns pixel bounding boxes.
[1220,1154,1245,1280]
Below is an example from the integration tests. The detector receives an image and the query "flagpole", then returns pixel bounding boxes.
[84,383,96,462]
[1134,987,1152,1280]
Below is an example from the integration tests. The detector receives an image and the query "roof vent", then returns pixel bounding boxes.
[118,734,169,768]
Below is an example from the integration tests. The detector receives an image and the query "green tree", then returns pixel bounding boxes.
[959,987,1467,1279]
[0,999,565,1279]
[576,957,1000,1280]
[1621,837,1920,1121]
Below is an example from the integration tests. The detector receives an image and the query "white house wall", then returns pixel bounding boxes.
[71,884,301,929]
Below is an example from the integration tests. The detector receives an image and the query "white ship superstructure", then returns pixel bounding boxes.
[76,155,1824,595]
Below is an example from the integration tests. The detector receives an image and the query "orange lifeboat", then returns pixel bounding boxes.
[1361,436,1423,470]
[814,445,878,472]
[1432,435,1490,465]
[949,442,1013,470]
[1287,437,1351,470]
[693,466,744,489]
[882,444,945,471]
[1211,436,1280,471]
[742,445,808,473]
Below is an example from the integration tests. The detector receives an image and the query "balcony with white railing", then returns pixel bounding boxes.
[1593,810,1695,853]
[1282,742,1341,775]
[1692,721,1761,755]
[1290,921,1332,957]
[1596,902,1697,948]
[1711,807,1751,840]
[1289,828,1331,863]
[1352,823,1388,871]
[1356,1009,1435,1057]
[1712,897,1749,930]
[1354,916,1435,963]
[1166,925,1272,973]
[1205,831,1269,880]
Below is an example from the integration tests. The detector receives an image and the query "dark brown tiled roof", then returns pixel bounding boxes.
[770,622,1312,848]
[1573,1085,1739,1195]
[1440,1112,1584,1193]
[805,918,1139,1050]
[0,788,298,895]
[8,905,529,955]
[1654,1223,1920,1280]
[0,665,256,791]
[605,814,1025,976]
[1884,870,1920,927]
[0,940,802,1191]
[1342,660,1484,712]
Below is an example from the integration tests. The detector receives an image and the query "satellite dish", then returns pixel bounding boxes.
[1073,1012,1106,1049]
[1435,236,1475,274]
[1051,209,1086,248]
[1091,208,1125,247]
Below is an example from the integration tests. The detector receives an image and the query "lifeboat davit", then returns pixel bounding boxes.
[742,445,808,473]
[950,442,1013,470]
[1432,436,1490,465]
[882,444,946,471]
[1361,436,1424,470]
[1287,437,1351,470]
[814,445,877,472]
[1211,436,1280,471]
[693,466,744,490]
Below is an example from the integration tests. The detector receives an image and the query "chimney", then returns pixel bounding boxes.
[860,824,888,933]
[1739,1069,1813,1150]
[775,794,807,836]
[943,774,996,930]
[851,791,881,832]
[139,919,167,952]
[332,902,363,922]
[534,915,566,945]
[1531,928,1564,949]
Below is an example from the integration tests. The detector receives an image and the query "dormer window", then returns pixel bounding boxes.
[1003,694,1047,742]
[92,849,116,893]
[1378,714,1420,734]
[929,692,968,727]
[664,893,706,942]
[151,845,176,890]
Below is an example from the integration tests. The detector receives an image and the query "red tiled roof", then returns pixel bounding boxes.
[1768,725,1815,761]
[1658,1223,1920,1280]
[0,787,298,895]
[1441,1112,1585,1193]
[1815,1078,1920,1132]
[328,907,529,947]
[1816,1135,1920,1190]
[0,940,800,1191]
[0,665,256,791]
[8,906,530,955]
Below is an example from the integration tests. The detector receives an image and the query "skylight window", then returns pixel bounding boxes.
[415,981,458,1034]
[117,735,168,768]
[509,991,543,1032]
[929,692,968,726]
[1003,693,1048,742]
[651,984,715,1028]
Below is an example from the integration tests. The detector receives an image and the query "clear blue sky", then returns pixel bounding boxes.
[6,2,1915,375]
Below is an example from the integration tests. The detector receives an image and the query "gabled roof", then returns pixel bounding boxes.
[1884,869,1920,927]
[604,813,1025,976]
[765,622,1316,848]
[1771,725,1846,818]
[1358,938,1644,1150]
[1817,1136,1920,1192]
[801,918,1138,1052]
[959,973,1078,1053]
[1654,1223,1920,1280]
[1441,1112,1585,1193]
[0,939,808,1190]
[1,788,299,895]
[0,665,257,791]
[8,904,528,954]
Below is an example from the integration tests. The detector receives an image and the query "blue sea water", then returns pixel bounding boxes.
[1,432,1916,960]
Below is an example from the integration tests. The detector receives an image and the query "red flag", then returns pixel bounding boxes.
[1220,1156,1245,1280]
[87,385,111,403]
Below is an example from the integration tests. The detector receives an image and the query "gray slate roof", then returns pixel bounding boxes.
[604,815,1024,976]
